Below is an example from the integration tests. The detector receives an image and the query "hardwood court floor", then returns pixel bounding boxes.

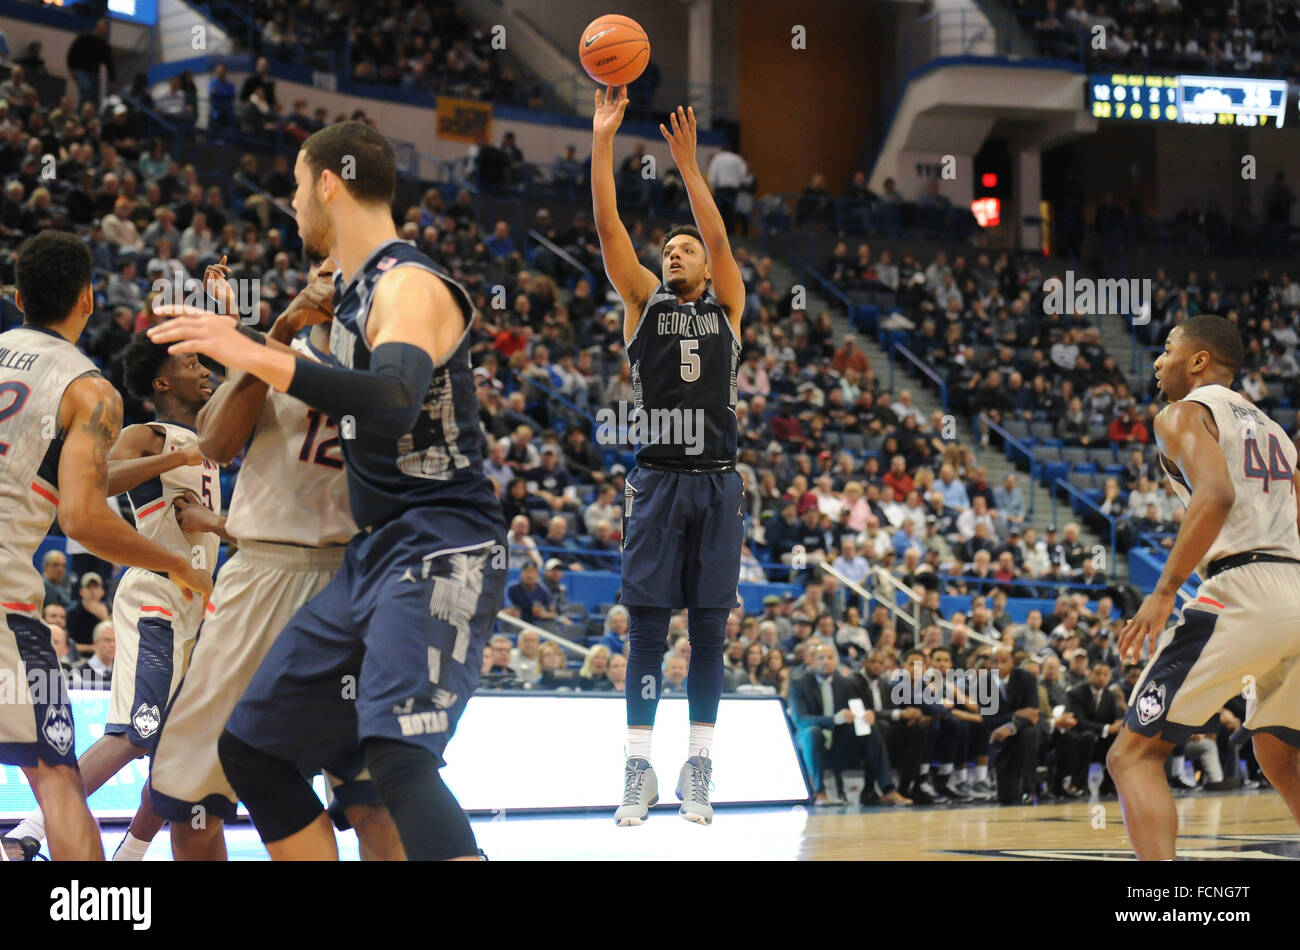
[102,789,1297,861]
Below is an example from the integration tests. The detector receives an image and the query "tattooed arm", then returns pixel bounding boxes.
[57,375,213,604]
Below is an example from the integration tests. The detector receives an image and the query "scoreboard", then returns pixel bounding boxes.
[1089,73,1288,128]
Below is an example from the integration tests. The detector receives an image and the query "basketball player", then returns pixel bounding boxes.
[149,261,402,861]
[0,232,210,861]
[6,331,227,860]
[1112,314,1300,859]
[148,121,507,861]
[590,86,745,826]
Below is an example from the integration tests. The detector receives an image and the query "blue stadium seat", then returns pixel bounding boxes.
[1073,462,1098,474]
[1041,460,1069,486]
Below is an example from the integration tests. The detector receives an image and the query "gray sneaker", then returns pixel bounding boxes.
[676,754,714,825]
[615,757,659,826]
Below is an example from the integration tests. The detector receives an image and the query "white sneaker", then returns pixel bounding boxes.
[676,754,715,825]
[614,757,659,826]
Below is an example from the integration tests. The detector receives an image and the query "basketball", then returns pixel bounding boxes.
[578,14,650,87]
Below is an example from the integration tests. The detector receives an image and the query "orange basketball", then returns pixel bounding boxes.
[578,14,650,87]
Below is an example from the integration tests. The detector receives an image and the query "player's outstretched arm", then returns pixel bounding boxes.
[149,267,455,440]
[57,375,213,605]
[1117,402,1233,661]
[659,104,745,333]
[105,422,199,495]
[591,84,660,341]
[197,265,336,463]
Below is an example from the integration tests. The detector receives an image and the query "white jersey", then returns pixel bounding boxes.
[223,354,356,547]
[1160,383,1300,578]
[0,326,99,615]
[124,422,222,578]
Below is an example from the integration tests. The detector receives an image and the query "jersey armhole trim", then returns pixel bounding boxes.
[626,284,664,349]
[368,262,476,370]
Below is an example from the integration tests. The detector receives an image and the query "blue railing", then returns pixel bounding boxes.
[1051,478,1117,556]
[975,413,1038,518]
[890,342,948,411]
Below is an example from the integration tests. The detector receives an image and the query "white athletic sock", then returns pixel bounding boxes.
[937,763,953,776]
[627,728,653,763]
[974,764,989,783]
[919,763,930,776]
[10,811,45,844]
[1170,755,1185,779]
[112,832,150,862]
[953,767,968,785]
[688,723,715,760]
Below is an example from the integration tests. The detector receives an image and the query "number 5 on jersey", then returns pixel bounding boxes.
[679,339,699,382]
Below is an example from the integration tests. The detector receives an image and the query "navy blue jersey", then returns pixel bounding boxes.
[327,239,499,529]
[626,282,739,469]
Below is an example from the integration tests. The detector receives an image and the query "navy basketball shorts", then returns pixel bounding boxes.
[619,467,744,610]
[224,506,508,779]
[0,611,77,768]
[1124,561,1300,747]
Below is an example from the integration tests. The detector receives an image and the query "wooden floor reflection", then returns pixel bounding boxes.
[102,789,1298,861]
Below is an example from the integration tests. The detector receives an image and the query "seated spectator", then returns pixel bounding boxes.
[1108,409,1149,445]
[506,514,543,569]
[72,619,115,689]
[510,628,543,685]
[535,641,580,690]
[663,655,689,694]
[505,562,557,630]
[65,572,110,652]
[578,645,614,691]
[41,550,74,610]
[481,635,520,688]
[48,623,83,675]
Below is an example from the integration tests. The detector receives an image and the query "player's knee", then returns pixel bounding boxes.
[362,736,438,799]
[218,729,321,843]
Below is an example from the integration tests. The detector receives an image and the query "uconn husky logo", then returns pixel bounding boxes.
[43,702,74,756]
[132,702,161,739]
[1136,680,1166,726]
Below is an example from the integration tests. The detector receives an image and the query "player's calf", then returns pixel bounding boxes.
[362,737,478,861]
[1252,732,1300,825]
[22,762,104,861]
[1107,726,1179,859]
[170,818,228,861]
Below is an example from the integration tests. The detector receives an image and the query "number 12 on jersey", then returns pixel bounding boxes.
[1243,432,1294,493]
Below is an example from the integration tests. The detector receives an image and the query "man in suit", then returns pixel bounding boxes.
[789,644,909,806]
[1034,652,1096,797]
[1067,662,1124,794]
[885,650,959,804]
[852,649,923,805]
[984,648,1042,804]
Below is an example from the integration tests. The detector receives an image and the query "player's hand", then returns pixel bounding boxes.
[1117,588,1177,663]
[204,255,240,317]
[147,309,258,370]
[660,105,698,172]
[168,555,213,608]
[176,443,204,467]
[593,84,629,138]
[174,492,216,535]
[860,709,875,726]
[278,259,336,334]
